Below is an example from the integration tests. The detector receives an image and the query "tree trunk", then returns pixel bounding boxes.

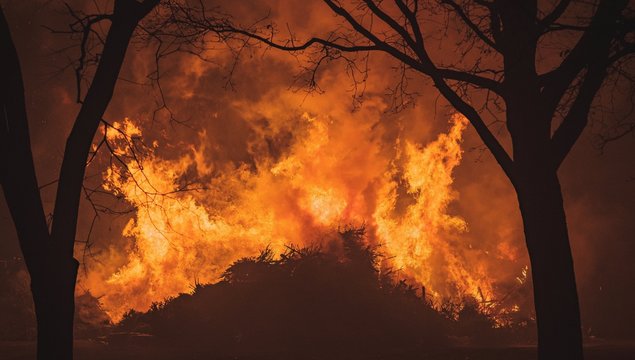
[30,257,79,360]
[1,2,158,360]
[515,167,583,360]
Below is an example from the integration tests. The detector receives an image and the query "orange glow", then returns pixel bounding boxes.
[85,110,511,322]
[374,115,494,303]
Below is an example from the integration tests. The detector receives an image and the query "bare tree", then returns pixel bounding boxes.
[0,1,158,359]
[167,0,635,359]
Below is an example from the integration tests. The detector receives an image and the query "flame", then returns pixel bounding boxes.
[374,115,494,302]
[85,110,509,321]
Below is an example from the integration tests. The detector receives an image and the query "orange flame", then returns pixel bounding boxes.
[85,111,505,321]
[375,115,494,303]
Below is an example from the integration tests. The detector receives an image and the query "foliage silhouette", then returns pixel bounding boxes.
[116,228,530,358]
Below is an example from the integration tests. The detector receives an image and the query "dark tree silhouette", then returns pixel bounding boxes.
[167,1,635,359]
[0,1,158,359]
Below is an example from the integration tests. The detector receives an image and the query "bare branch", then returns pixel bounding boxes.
[441,0,501,51]
[538,0,572,29]
[551,62,609,168]
[50,0,160,258]
[540,0,628,116]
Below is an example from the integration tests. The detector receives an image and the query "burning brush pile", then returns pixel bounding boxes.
[38,107,538,354]
[114,228,534,357]
[84,113,528,323]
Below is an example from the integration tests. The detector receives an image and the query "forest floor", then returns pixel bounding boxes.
[2,340,635,360]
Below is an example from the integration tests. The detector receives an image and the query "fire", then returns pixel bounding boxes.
[375,115,494,302]
[84,108,508,321]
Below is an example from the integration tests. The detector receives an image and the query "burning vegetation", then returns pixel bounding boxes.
[114,228,534,357]
[79,110,526,324]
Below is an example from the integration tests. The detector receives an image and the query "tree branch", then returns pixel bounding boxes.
[395,0,424,49]
[50,0,159,258]
[540,0,628,116]
[361,1,514,178]
[437,67,501,91]
[361,0,418,50]
[551,62,608,168]
[538,0,571,30]
[441,0,501,52]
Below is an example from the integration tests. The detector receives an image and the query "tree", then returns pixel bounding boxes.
[0,1,158,359]
[168,1,635,359]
